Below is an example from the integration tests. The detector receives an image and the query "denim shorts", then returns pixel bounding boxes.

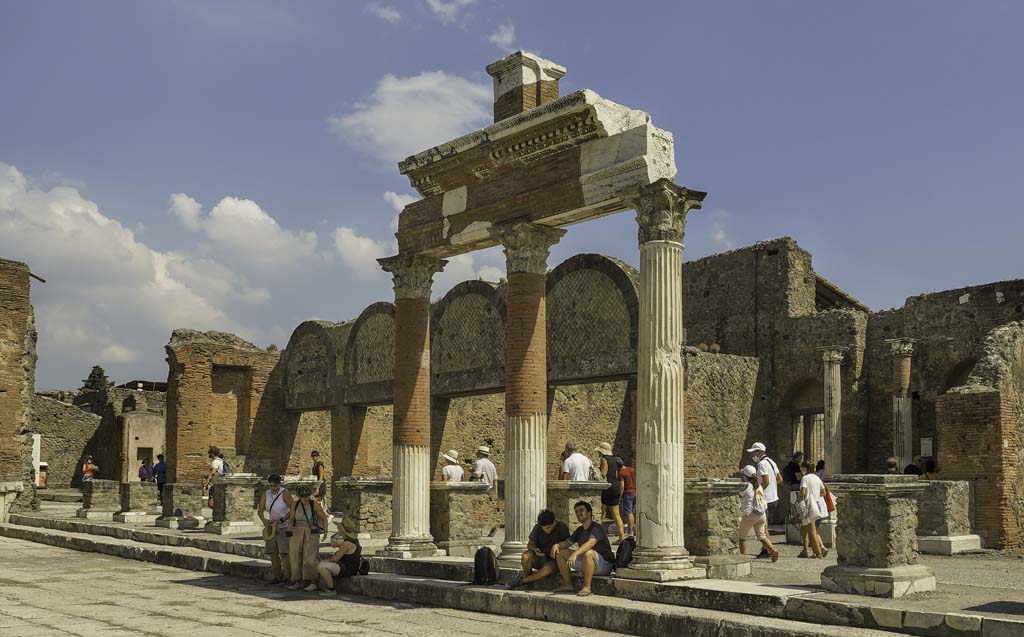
[621,493,636,515]
[573,551,614,576]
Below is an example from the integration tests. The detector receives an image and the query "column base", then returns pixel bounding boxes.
[155,516,204,530]
[617,547,705,582]
[497,541,527,566]
[76,508,116,521]
[380,537,444,559]
[439,539,494,558]
[917,534,983,555]
[821,564,936,598]
[692,555,752,579]
[113,511,159,525]
[204,520,261,536]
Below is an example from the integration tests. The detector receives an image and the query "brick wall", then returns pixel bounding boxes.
[0,258,37,510]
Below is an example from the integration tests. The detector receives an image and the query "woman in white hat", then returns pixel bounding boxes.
[738,465,779,561]
[594,442,626,545]
[439,449,464,482]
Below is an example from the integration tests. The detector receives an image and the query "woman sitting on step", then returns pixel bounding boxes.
[315,517,362,596]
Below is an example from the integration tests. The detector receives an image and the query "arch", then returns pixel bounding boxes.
[780,377,824,460]
[546,254,639,382]
[942,358,978,394]
[431,279,506,395]
[282,320,339,410]
[343,302,396,405]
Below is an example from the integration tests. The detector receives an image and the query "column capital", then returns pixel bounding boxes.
[620,178,707,245]
[489,221,565,275]
[817,346,848,365]
[885,337,917,357]
[378,254,447,300]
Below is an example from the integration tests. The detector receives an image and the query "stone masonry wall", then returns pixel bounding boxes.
[0,258,37,511]
[28,395,102,487]
[917,480,972,537]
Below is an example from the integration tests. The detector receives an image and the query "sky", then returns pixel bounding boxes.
[2,1,1022,389]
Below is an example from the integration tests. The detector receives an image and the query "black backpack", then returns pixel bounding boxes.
[472,546,499,585]
[220,459,232,475]
[357,558,370,576]
[614,536,636,570]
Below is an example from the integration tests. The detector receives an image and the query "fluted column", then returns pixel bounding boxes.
[818,346,847,477]
[791,415,805,457]
[378,253,446,558]
[617,178,707,582]
[489,222,564,563]
[887,338,916,470]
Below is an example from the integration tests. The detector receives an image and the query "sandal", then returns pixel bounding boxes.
[577,588,592,597]
[771,550,779,563]
[797,552,809,558]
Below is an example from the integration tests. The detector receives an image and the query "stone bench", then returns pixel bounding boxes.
[77,479,120,520]
[916,480,982,555]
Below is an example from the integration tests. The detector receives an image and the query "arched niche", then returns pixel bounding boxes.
[431,279,506,395]
[283,321,338,410]
[343,302,396,405]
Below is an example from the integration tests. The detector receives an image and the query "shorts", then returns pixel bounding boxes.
[529,552,553,571]
[572,551,614,576]
[601,490,621,507]
[738,512,768,541]
[265,527,290,555]
[621,493,636,516]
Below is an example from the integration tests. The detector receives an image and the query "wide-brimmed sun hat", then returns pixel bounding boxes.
[477,446,490,455]
[333,517,358,535]
[594,442,613,455]
[441,450,459,464]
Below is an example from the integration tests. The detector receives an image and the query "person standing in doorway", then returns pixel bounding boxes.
[311,450,328,511]
[471,446,497,495]
[738,465,779,562]
[138,457,155,482]
[618,463,637,536]
[747,442,781,558]
[594,442,626,545]
[258,474,291,584]
[287,484,329,592]
[560,442,593,481]
[439,450,464,482]
[152,454,168,502]
[81,455,98,482]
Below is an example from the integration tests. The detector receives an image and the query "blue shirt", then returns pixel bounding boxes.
[152,461,167,484]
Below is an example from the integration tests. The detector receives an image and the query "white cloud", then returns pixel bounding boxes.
[383,191,417,232]
[487,22,516,50]
[425,0,475,24]
[99,344,142,364]
[331,227,394,280]
[366,3,401,23]
[433,247,505,293]
[328,71,491,164]
[169,194,318,269]
[709,209,734,250]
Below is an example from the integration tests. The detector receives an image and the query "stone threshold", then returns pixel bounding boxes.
[2,519,1020,637]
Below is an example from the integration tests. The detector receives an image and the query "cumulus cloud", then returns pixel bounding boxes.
[708,209,734,250]
[432,247,505,294]
[328,71,491,164]
[331,227,394,280]
[169,193,318,269]
[366,3,401,23]
[383,190,417,232]
[425,0,475,24]
[487,22,516,50]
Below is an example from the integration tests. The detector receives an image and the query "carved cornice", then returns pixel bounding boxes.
[620,178,707,245]
[378,254,447,300]
[885,338,917,357]
[489,222,566,275]
[817,346,848,365]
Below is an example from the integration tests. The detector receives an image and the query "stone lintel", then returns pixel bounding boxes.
[335,477,393,491]
[429,481,490,492]
[828,474,928,498]
[685,477,745,497]
[211,474,262,486]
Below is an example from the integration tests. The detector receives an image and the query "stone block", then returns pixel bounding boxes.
[77,479,120,518]
[983,617,1024,637]
[692,554,752,579]
[546,480,607,532]
[685,478,743,556]
[0,481,24,523]
[120,481,160,514]
[821,564,936,599]
[917,480,973,537]
[429,481,495,554]
[205,474,261,536]
[334,477,393,539]
[157,483,206,529]
[917,534,983,555]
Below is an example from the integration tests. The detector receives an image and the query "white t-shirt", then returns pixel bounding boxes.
[265,488,290,523]
[472,458,497,491]
[562,453,593,481]
[798,473,827,525]
[739,483,767,517]
[441,464,464,482]
[756,456,780,504]
[211,457,224,475]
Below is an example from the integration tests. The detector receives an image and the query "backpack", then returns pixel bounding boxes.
[357,558,370,576]
[220,459,232,475]
[472,546,499,585]
[614,536,636,570]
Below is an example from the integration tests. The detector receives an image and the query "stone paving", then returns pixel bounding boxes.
[0,536,627,637]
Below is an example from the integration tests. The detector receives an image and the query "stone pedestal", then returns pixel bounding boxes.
[429,482,496,556]
[205,474,262,536]
[156,483,206,529]
[114,481,160,525]
[334,478,393,541]
[916,480,982,555]
[0,481,24,523]
[77,479,120,520]
[546,481,607,533]
[685,478,752,579]
[822,475,935,598]
[616,180,706,584]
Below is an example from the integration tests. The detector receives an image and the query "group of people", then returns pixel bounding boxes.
[81,454,168,501]
[889,455,941,480]
[438,445,498,493]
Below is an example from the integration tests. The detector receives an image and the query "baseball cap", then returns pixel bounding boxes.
[746,442,766,453]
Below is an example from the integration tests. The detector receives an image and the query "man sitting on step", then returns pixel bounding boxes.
[506,509,569,590]
[552,501,615,597]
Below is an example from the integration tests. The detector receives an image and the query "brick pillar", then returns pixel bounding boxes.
[818,346,847,476]
[378,254,446,558]
[886,338,916,470]
[490,222,564,562]
[485,51,566,122]
[617,179,707,582]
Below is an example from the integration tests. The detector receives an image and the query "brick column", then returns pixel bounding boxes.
[886,338,916,470]
[617,179,707,582]
[490,222,564,563]
[378,254,446,558]
[818,346,847,476]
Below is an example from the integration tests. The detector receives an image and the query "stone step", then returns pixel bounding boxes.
[37,489,83,503]
[0,521,901,637]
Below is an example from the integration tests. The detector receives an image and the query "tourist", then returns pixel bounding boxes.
[552,501,615,597]
[203,447,224,506]
[439,449,464,482]
[797,461,827,559]
[619,463,637,536]
[81,455,98,482]
[138,457,155,482]
[311,450,328,511]
[286,484,330,591]
[153,454,168,501]
[258,474,291,584]
[782,452,803,491]
[919,457,940,480]
[560,442,593,481]
[747,442,781,557]
[885,456,900,474]
[904,455,923,476]
[507,509,570,590]
[815,460,826,479]
[594,442,625,545]
[470,446,497,494]
[738,465,778,562]
[315,516,361,596]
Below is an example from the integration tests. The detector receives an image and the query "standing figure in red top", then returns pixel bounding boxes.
[618,463,637,537]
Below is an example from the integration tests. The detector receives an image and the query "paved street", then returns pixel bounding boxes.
[0,537,626,637]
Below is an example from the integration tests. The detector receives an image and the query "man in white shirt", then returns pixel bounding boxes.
[440,449,464,482]
[560,442,593,481]
[747,441,781,558]
[471,446,497,494]
[204,447,225,506]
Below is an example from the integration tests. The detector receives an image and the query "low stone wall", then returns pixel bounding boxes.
[82,480,120,512]
[207,475,262,535]
[430,482,497,555]
[120,482,159,513]
[916,480,972,537]
[684,478,743,556]
[547,481,607,532]
[334,477,393,538]
[161,483,204,518]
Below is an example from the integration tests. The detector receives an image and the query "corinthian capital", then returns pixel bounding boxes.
[378,254,447,300]
[620,178,707,245]
[489,222,565,275]
[817,346,848,365]
[885,337,916,357]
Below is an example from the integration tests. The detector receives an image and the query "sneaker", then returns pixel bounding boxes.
[286,582,304,590]
[319,588,336,597]
[506,573,524,590]
[303,583,319,592]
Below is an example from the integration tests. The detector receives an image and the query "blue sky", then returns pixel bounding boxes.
[2,1,1022,388]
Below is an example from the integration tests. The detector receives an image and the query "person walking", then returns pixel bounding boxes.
[552,501,615,597]
[81,455,98,482]
[470,446,498,494]
[286,484,329,591]
[138,457,155,482]
[747,442,781,557]
[594,442,626,544]
[310,450,328,511]
[258,474,292,584]
[153,454,168,502]
[315,517,362,596]
[797,461,828,559]
[439,450,464,482]
[507,509,570,590]
[738,465,779,562]
[815,460,826,479]
[618,463,637,536]
[560,442,593,481]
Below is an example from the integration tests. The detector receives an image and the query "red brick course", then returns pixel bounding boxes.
[505,271,548,416]
[393,297,431,447]
[493,79,561,122]
[0,259,32,484]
